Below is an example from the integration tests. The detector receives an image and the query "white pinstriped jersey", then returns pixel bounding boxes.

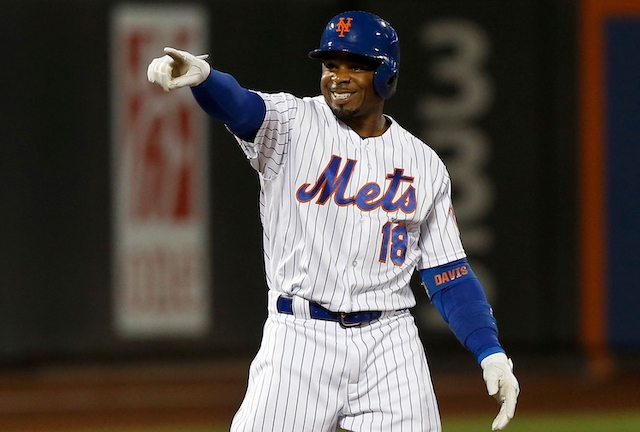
[234,92,466,313]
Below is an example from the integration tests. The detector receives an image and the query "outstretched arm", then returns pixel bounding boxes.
[147,47,265,141]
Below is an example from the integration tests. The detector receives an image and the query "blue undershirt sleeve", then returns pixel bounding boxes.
[419,259,505,364]
[190,68,266,141]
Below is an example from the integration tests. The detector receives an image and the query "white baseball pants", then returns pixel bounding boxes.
[230,294,441,432]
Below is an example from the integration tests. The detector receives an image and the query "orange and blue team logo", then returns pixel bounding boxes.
[336,17,353,37]
[296,154,415,267]
[295,155,416,214]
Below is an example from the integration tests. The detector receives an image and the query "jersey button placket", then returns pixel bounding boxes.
[350,147,368,274]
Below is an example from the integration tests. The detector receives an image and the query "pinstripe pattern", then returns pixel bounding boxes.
[230,293,441,432]
[234,93,466,314]
[226,91,464,430]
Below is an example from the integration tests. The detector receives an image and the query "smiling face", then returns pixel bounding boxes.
[320,52,386,136]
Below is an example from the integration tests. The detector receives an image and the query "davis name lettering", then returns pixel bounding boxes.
[296,155,416,213]
[434,266,469,286]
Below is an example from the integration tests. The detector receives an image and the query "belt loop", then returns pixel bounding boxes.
[292,296,312,319]
[268,290,281,314]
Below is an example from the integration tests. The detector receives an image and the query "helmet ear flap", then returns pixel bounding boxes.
[374,58,399,99]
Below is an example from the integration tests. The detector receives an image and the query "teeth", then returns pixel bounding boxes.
[333,92,352,100]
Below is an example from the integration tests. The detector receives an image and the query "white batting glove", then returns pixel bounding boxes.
[481,353,520,430]
[147,47,210,92]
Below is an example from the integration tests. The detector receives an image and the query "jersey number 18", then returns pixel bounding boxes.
[379,222,408,266]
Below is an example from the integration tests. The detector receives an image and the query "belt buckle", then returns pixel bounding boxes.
[339,312,361,328]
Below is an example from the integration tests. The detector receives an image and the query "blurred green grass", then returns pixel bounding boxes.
[36,411,640,432]
[440,411,640,432]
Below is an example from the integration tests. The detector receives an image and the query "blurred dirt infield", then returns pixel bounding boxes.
[0,354,638,431]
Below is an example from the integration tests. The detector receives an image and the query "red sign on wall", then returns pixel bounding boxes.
[110,4,210,338]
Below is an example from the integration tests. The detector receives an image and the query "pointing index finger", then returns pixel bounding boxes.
[163,46,185,62]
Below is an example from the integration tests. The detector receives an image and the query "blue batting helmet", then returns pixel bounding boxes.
[309,11,400,99]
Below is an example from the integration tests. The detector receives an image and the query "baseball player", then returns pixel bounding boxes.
[147,10,519,432]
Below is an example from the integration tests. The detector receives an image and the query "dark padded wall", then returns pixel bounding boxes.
[0,0,578,362]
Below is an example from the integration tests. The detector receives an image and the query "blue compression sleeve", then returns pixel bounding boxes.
[190,68,265,141]
[420,259,505,364]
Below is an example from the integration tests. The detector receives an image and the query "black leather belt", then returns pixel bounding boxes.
[276,296,382,328]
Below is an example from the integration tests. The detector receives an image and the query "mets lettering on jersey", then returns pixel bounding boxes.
[295,155,416,213]
[233,92,466,313]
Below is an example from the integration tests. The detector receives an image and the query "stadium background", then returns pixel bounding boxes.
[1,0,639,430]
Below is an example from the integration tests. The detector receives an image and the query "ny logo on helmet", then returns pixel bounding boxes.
[336,17,353,37]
